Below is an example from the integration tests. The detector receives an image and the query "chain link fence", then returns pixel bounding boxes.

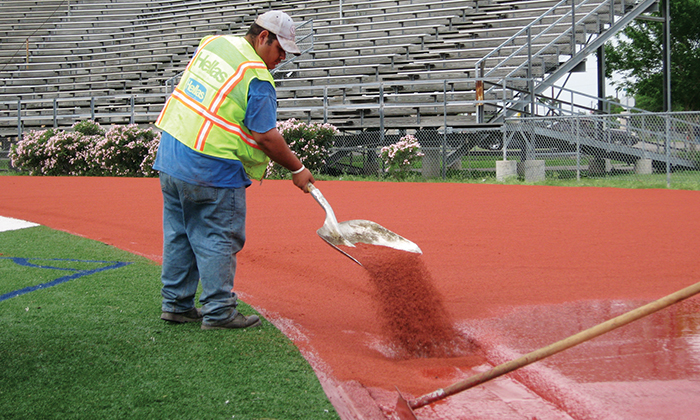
[2,91,698,188]
[326,126,519,180]
[500,112,700,188]
[324,112,700,188]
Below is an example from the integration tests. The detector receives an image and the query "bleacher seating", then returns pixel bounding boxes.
[1,0,639,138]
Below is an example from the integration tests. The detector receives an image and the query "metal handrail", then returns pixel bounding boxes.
[475,0,573,79]
[1,76,649,141]
[487,0,612,80]
[271,19,314,76]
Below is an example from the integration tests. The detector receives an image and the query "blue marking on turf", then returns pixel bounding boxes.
[0,257,133,302]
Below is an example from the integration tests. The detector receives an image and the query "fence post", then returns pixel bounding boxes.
[665,113,671,188]
[575,116,581,181]
[527,27,535,116]
[502,124,507,161]
[571,0,577,55]
[476,62,485,124]
[379,83,385,144]
[442,80,447,179]
[16,99,22,141]
[323,86,328,124]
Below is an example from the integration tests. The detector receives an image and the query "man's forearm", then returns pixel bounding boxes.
[253,128,303,171]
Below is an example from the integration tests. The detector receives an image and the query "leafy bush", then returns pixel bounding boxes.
[265,119,339,178]
[380,134,424,179]
[10,121,160,177]
[140,134,161,178]
[11,118,339,179]
[72,119,106,137]
[8,128,55,176]
[94,125,160,176]
[42,130,103,176]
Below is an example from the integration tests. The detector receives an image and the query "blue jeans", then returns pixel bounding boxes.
[159,172,246,324]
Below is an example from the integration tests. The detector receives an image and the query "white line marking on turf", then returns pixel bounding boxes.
[0,216,39,233]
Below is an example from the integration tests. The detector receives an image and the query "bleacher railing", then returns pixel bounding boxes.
[0,93,167,139]
[0,76,645,139]
[271,19,314,77]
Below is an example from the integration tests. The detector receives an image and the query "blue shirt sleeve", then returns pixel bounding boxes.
[244,78,278,134]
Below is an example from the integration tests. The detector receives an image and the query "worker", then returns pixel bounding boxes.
[154,10,314,330]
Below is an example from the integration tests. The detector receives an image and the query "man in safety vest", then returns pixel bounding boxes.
[154,11,314,330]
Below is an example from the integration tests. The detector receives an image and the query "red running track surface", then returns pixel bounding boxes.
[2,177,700,419]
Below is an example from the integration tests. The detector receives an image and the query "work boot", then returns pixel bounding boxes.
[161,308,203,323]
[201,312,262,330]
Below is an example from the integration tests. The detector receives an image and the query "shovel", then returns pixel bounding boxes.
[395,279,700,419]
[308,183,422,266]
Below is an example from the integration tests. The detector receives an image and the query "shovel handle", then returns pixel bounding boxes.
[409,279,700,410]
[307,183,343,231]
[307,183,326,212]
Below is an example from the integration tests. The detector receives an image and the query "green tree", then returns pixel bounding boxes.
[604,0,700,111]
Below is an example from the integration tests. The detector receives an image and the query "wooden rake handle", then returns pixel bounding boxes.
[409,280,700,410]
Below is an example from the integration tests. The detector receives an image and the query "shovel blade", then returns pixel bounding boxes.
[316,232,363,266]
[338,219,422,254]
[318,219,421,253]
[317,219,422,266]
[309,184,421,265]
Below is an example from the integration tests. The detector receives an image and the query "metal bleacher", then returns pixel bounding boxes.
[272,0,657,131]
[1,0,658,145]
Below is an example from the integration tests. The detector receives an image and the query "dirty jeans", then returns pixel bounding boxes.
[159,172,246,324]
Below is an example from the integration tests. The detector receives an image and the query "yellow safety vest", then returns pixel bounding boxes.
[156,35,275,180]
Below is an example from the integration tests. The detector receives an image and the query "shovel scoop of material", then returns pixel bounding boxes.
[309,184,422,266]
[317,219,422,254]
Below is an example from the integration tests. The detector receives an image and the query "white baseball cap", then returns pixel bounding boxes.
[255,11,301,55]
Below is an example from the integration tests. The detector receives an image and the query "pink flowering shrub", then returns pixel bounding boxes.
[266,119,339,178]
[140,134,161,177]
[44,130,103,176]
[380,134,424,179]
[94,124,160,177]
[8,128,55,176]
[10,120,160,177]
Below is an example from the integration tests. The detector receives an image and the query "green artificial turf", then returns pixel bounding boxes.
[0,226,339,420]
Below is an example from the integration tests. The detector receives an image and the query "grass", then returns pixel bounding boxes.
[307,146,699,189]
[0,226,339,420]
[310,170,700,189]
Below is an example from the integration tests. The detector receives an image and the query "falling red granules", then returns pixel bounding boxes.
[345,243,473,359]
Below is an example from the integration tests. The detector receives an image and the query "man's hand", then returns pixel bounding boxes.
[292,167,315,192]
